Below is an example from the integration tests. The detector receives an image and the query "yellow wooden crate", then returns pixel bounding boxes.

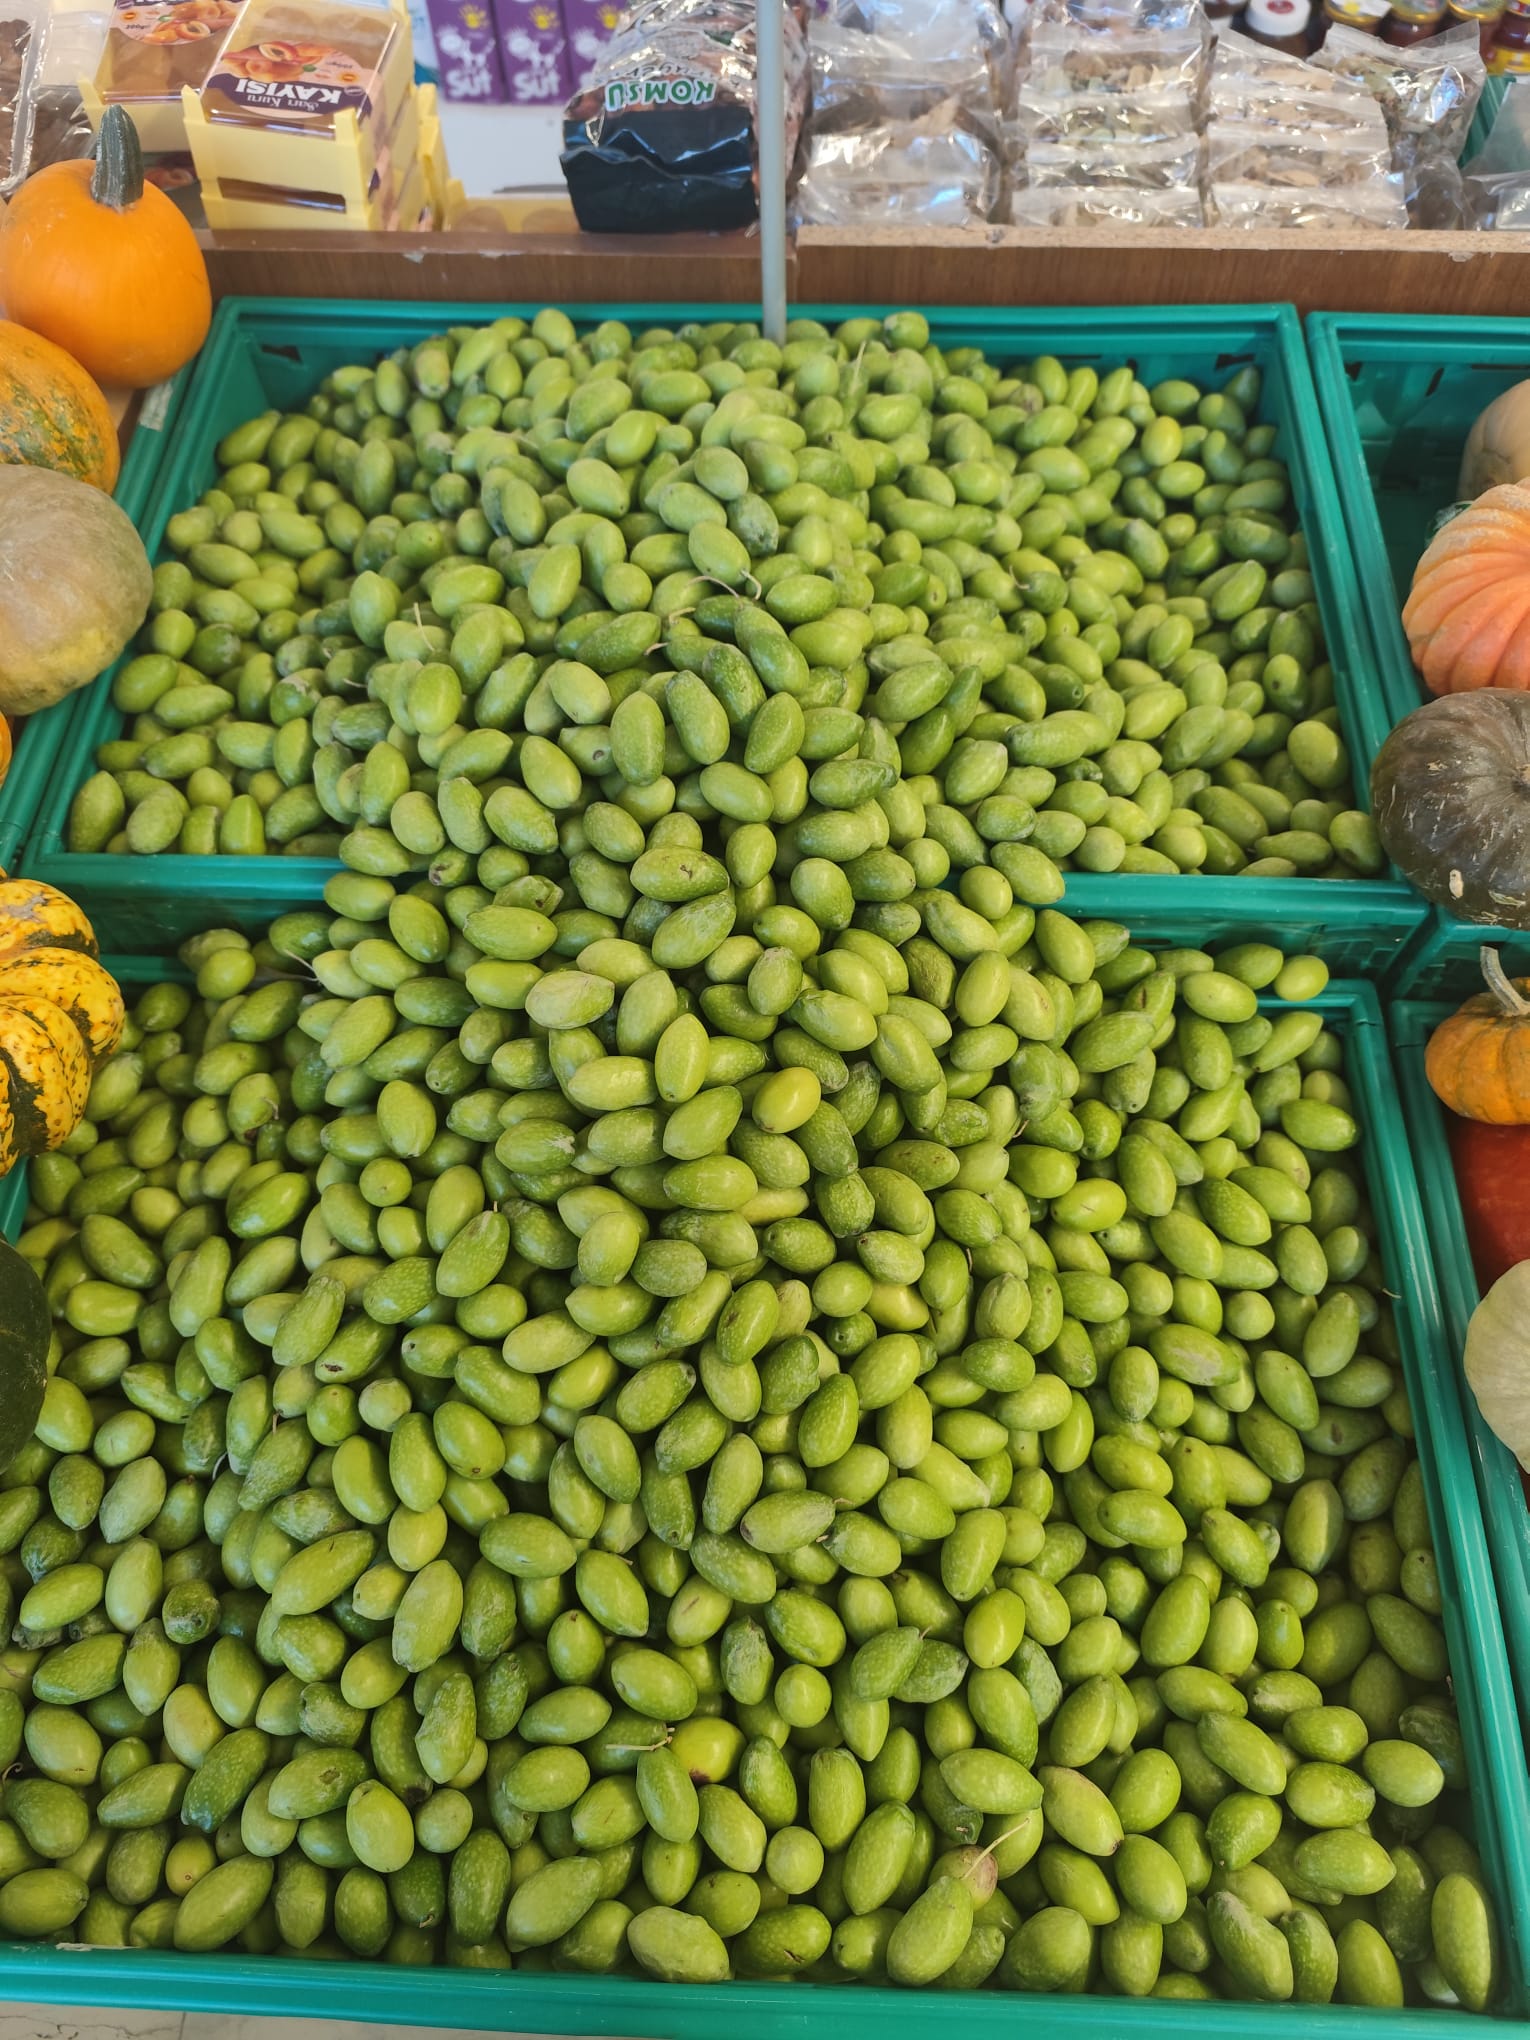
[181,0,413,201]
[202,154,424,231]
[418,81,449,225]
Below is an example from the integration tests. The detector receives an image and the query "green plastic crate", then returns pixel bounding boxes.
[1390,999,1530,1741]
[0,368,191,872]
[24,297,1423,963]
[1,967,1527,2030]
[1307,312,1530,995]
[1392,922,1530,1003]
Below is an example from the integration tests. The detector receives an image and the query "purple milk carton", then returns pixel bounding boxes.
[425,0,510,98]
[493,0,571,100]
[558,0,621,92]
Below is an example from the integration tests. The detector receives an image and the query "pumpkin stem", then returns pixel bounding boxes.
[90,106,145,212]
[1480,945,1530,1016]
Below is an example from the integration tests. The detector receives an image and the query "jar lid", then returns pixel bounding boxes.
[1244,0,1311,31]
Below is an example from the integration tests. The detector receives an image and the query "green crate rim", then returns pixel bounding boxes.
[1304,312,1530,973]
[2,974,1527,2029]
[1305,310,1477,735]
[1390,999,1530,1724]
[1390,915,1530,1002]
[25,297,1416,945]
[0,366,192,870]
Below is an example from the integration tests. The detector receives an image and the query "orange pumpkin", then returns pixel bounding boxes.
[0,720,11,795]
[1405,483,1530,696]
[0,106,210,392]
[0,321,120,491]
[1425,946,1530,1124]
[0,871,123,1174]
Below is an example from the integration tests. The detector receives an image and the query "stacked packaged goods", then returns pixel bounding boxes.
[178,0,438,230]
[1009,0,1208,227]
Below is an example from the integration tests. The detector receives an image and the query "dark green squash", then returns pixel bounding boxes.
[1370,689,1530,927]
[0,1236,48,1475]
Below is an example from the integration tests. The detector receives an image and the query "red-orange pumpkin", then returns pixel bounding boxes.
[1405,483,1530,695]
[0,321,119,491]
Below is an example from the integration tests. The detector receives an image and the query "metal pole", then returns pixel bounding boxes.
[756,0,788,344]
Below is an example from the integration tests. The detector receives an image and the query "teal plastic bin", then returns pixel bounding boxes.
[2,964,1527,2029]
[0,367,191,872]
[25,297,1424,963]
[1391,922,1530,1004]
[1390,999,1530,1745]
[1307,312,1530,995]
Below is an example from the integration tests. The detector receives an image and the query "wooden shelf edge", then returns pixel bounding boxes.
[794,225,1524,317]
[194,220,1530,317]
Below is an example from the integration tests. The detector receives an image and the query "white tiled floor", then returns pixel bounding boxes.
[0,2017,582,2040]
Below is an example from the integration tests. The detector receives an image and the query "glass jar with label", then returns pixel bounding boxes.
[1323,0,1388,32]
[1384,0,1446,41]
[1449,0,1506,57]
[1490,0,1530,67]
[1243,0,1315,45]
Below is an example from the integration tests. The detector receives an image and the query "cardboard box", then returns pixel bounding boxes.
[493,0,568,102]
[559,0,620,91]
[426,0,508,99]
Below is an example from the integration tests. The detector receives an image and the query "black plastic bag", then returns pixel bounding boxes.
[561,0,808,232]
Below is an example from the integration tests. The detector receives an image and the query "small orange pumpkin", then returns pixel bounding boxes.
[0,871,123,1174]
[0,720,11,795]
[0,321,120,491]
[1425,946,1530,1124]
[0,106,210,392]
[1405,483,1530,696]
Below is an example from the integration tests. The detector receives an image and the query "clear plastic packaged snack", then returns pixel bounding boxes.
[794,110,1002,227]
[1392,128,1472,226]
[810,0,1010,132]
[1310,17,1484,155]
[1462,80,1530,224]
[1205,115,1391,185]
[1206,173,1408,224]
[1025,131,1201,185]
[1471,175,1530,228]
[1022,0,1209,97]
[1208,32,1381,129]
[561,0,810,231]
[1009,178,1204,221]
[0,0,43,192]
[1010,79,1197,142]
[12,9,106,181]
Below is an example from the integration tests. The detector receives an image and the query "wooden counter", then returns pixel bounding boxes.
[195,221,1530,317]
[198,229,784,308]
[796,226,1530,319]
